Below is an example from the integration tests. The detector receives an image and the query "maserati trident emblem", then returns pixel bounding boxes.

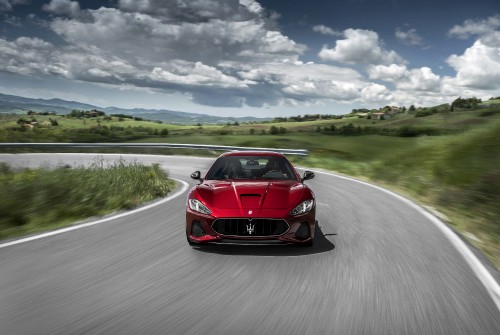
[248,210,253,215]
[246,222,255,235]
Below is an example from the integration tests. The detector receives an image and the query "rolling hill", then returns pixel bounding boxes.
[0,92,270,124]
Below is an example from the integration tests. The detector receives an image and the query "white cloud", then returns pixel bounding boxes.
[395,28,423,46]
[318,29,405,65]
[368,64,407,82]
[361,83,393,103]
[447,40,500,90]
[431,14,500,100]
[0,37,68,76]
[42,0,80,17]
[236,61,367,102]
[398,67,441,91]
[50,5,305,66]
[449,14,500,48]
[312,25,342,36]
[118,0,259,22]
[150,61,253,88]
[449,15,500,39]
[369,64,441,92]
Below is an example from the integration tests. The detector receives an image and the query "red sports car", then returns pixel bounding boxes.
[186,151,316,246]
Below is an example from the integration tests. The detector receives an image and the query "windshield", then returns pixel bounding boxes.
[205,156,297,181]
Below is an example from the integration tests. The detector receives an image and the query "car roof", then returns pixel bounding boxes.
[220,151,286,158]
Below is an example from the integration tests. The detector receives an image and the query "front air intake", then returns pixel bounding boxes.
[295,222,310,240]
[191,221,206,237]
[212,218,289,237]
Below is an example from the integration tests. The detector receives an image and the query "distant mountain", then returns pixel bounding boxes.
[0,92,270,124]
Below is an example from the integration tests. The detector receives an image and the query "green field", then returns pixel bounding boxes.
[1,106,499,266]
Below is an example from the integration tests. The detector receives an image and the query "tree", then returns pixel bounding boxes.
[451,96,482,109]
[160,129,169,136]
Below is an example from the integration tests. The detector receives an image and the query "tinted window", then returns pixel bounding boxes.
[205,156,297,180]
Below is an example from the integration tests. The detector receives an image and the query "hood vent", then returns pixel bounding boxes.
[240,194,262,208]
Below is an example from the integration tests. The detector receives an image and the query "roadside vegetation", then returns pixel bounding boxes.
[365,121,500,264]
[0,96,499,266]
[0,158,176,239]
[296,120,499,266]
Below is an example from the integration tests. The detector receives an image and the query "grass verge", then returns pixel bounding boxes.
[0,158,176,239]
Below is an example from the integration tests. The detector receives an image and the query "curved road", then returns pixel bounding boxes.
[0,153,499,334]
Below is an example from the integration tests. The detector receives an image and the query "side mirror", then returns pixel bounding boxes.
[191,171,201,180]
[301,170,315,183]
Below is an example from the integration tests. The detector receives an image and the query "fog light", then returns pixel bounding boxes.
[295,222,310,240]
[191,221,206,237]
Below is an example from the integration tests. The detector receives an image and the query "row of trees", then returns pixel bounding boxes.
[67,110,162,123]
[316,123,457,137]
[71,125,169,137]
[68,109,106,118]
[27,111,56,116]
[273,114,344,123]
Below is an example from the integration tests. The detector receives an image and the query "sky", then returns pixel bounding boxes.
[0,0,499,117]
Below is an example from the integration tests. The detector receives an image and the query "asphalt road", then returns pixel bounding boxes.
[1,153,499,335]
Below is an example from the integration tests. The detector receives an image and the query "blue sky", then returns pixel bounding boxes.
[1,0,499,117]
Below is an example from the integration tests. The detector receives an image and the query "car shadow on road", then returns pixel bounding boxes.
[193,223,335,256]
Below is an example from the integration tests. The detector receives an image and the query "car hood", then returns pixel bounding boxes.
[196,180,305,210]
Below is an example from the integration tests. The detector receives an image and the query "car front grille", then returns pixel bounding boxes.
[212,218,289,237]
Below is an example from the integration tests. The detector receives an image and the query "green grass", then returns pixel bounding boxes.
[481,99,500,106]
[358,121,500,266]
[0,158,176,239]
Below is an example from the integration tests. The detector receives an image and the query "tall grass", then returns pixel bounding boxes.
[0,158,176,239]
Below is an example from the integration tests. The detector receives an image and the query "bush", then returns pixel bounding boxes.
[415,109,434,117]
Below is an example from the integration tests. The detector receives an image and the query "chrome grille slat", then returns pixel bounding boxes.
[212,218,289,237]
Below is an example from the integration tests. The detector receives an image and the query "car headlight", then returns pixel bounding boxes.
[290,199,314,216]
[188,199,212,215]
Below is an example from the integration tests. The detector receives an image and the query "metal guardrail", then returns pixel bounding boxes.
[0,143,309,156]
